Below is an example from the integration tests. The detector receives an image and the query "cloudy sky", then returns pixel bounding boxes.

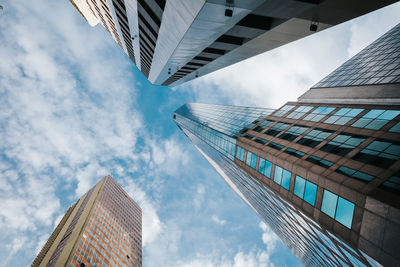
[0,1,399,266]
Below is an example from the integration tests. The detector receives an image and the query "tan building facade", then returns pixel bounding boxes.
[32,175,142,267]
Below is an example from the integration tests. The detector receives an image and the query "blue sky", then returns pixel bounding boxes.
[0,1,399,266]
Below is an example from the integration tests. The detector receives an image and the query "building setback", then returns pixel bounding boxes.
[174,24,400,266]
[32,175,142,267]
[70,0,397,86]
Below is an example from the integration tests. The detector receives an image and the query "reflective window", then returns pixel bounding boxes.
[279,125,309,141]
[320,133,366,156]
[273,105,295,117]
[258,157,272,178]
[303,107,335,122]
[297,129,333,148]
[284,148,305,158]
[244,134,254,140]
[389,122,400,133]
[264,122,290,137]
[321,190,355,229]
[294,176,317,206]
[305,155,333,169]
[286,106,314,119]
[267,142,284,151]
[352,109,400,130]
[254,137,267,145]
[335,166,374,182]
[236,146,245,161]
[324,108,364,125]
[381,170,400,194]
[253,120,274,132]
[352,139,400,168]
[246,151,258,169]
[274,166,291,190]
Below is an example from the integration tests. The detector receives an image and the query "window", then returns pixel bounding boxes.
[320,133,365,156]
[264,122,290,137]
[303,106,335,122]
[381,170,400,194]
[324,108,364,125]
[258,157,272,178]
[286,106,314,119]
[273,166,292,190]
[293,176,317,206]
[305,155,333,169]
[352,109,400,130]
[335,166,374,182]
[352,139,400,168]
[236,146,245,161]
[389,122,400,133]
[273,105,295,117]
[244,134,254,140]
[321,190,355,228]
[253,120,274,132]
[246,151,258,169]
[284,148,305,158]
[267,142,284,151]
[254,137,267,145]
[278,125,309,141]
[297,129,333,148]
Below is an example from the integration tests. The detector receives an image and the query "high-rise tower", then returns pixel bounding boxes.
[70,0,397,86]
[32,175,142,267]
[174,24,400,266]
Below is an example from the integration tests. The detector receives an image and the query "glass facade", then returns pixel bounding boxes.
[313,24,400,88]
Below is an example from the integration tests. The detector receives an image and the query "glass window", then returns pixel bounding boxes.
[286,106,314,119]
[246,151,257,169]
[324,108,364,125]
[258,157,272,178]
[381,170,400,194]
[254,137,267,145]
[279,125,309,141]
[305,155,333,169]
[321,190,338,218]
[273,105,295,117]
[264,122,290,137]
[352,109,400,130]
[294,176,306,198]
[236,146,245,161]
[267,142,284,151]
[320,133,366,156]
[297,128,333,148]
[294,176,317,206]
[273,165,291,190]
[284,148,305,158]
[335,197,355,228]
[389,122,400,133]
[335,166,374,182]
[253,120,274,132]
[352,139,400,168]
[303,107,335,122]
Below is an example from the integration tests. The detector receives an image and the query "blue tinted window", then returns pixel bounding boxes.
[279,125,309,141]
[352,109,400,130]
[294,176,306,198]
[304,182,317,206]
[321,190,338,218]
[273,105,295,117]
[335,166,374,182]
[246,151,257,169]
[321,133,365,156]
[236,146,245,161]
[389,122,400,133]
[274,166,283,184]
[335,197,355,228]
[264,122,290,137]
[286,106,314,119]
[281,169,292,190]
[324,108,363,125]
[297,129,333,148]
[352,139,400,168]
[258,157,272,178]
[303,107,335,122]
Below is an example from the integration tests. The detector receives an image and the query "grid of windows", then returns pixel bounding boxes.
[297,129,333,148]
[324,108,364,125]
[320,133,366,156]
[352,139,400,168]
[258,157,273,178]
[236,146,245,161]
[335,166,374,182]
[264,122,290,136]
[313,24,400,88]
[273,105,295,117]
[273,166,292,190]
[278,125,309,141]
[286,106,314,119]
[246,151,258,169]
[351,109,400,130]
[303,107,335,122]
[321,190,355,229]
[294,176,317,206]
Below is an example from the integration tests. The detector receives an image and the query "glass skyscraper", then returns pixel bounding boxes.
[70,0,396,86]
[174,24,400,266]
[32,175,142,267]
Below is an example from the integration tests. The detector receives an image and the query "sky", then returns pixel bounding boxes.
[0,1,399,266]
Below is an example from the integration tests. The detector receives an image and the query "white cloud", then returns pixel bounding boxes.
[212,215,226,226]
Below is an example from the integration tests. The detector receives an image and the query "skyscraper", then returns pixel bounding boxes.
[32,175,142,267]
[70,0,397,86]
[174,24,400,266]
